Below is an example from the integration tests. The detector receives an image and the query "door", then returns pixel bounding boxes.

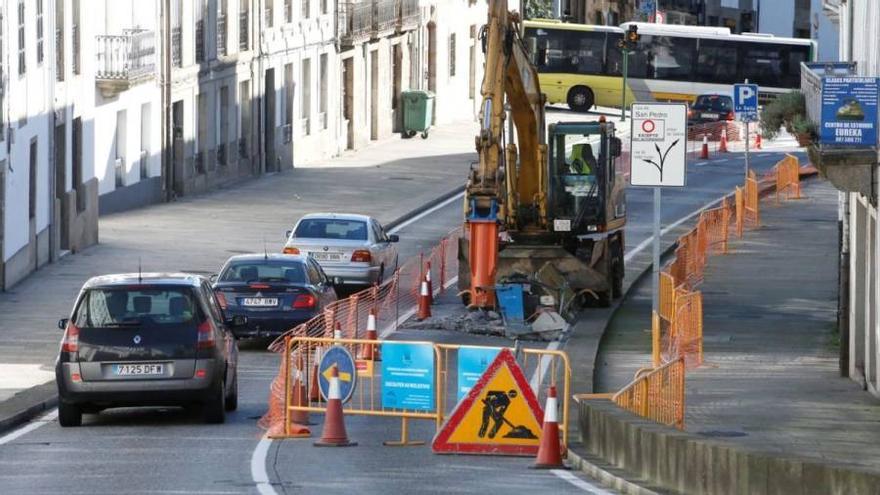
[172,100,185,197]
[264,68,276,172]
[343,58,354,150]
[54,122,69,250]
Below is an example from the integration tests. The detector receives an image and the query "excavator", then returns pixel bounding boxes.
[459,0,626,317]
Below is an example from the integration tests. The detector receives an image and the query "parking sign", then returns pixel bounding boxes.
[733,84,759,122]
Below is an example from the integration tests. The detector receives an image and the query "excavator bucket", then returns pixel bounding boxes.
[497,245,609,293]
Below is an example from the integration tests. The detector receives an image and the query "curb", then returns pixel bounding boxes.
[384,185,465,231]
[0,382,58,435]
[0,185,468,436]
[567,448,663,495]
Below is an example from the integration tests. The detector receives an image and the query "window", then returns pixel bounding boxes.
[17,0,25,76]
[526,28,607,76]
[651,36,695,80]
[217,0,228,56]
[302,0,310,20]
[319,53,328,121]
[266,0,274,27]
[195,1,205,62]
[29,139,37,219]
[294,219,367,241]
[301,59,311,121]
[74,287,203,328]
[36,0,44,64]
[171,0,182,67]
[695,39,738,84]
[285,0,292,22]
[219,259,308,283]
[449,33,456,77]
[321,0,327,15]
[239,0,249,51]
[239,80,250,143]
[284,63,293,126]
[738,42,785,87]
[72,0,80,74]
[219,86,229,164]
[306,260,322,285]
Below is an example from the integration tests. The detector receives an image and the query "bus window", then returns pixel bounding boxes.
[652,36,696,80]
[785,45,810,87]
[626,35,652,79]
[570,30,606,75]
[606,33,623,76]
[695,39,738,84]
[738,43,785,87]
[526,28,606,75]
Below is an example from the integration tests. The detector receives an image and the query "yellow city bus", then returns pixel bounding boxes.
[523,20,816,112]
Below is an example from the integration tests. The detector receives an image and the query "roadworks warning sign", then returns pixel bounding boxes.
[432,348,544,456]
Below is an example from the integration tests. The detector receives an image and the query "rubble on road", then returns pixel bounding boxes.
[402,307,568,342]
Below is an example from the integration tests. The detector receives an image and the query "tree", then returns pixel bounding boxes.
[524,0,553,20]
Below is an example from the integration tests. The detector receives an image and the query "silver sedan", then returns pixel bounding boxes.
[283,213,399,287]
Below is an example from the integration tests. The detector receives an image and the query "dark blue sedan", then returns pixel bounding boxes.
[212,254,338,339]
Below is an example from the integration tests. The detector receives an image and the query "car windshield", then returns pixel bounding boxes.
[293,219,368,241]
[73,287,202,328]
[220,259,308,283]
[693,95,732,112]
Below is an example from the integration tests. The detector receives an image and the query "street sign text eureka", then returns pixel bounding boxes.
[820,76,879,147]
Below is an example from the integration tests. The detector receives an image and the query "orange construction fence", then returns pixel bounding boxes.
[610,357,686,430]
[776,154,802,202]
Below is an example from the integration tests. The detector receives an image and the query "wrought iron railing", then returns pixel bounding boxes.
[338,2,372,47]
[72,24,81,74]
[239,11,249,50]
[55,28,64,81]
[95,29,156,81]
[217,14,227,56]
[172,26,182,67]
[396,0,418,32]
[373,0,396,36]
[195,20,205,62]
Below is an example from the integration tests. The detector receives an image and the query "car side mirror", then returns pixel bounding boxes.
[332,276,344,286]
[388,234,400,243]
[285,230,292,240]
[609,137,622,158]
[227,315,248,327]
[58,318,69,330]
[209,274,218,283]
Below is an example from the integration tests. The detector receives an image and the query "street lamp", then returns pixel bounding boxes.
[618,24,640,122]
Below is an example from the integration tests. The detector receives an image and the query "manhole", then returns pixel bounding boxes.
[697,430,748,438]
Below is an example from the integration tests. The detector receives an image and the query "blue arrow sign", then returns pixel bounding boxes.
[318,345,357,403]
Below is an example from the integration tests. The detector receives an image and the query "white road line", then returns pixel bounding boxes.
[0,409,57,446]
[552,469,618,494]
[388,192,465,234]
[250,435,276,495]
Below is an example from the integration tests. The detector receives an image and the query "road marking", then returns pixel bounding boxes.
[0,409,57,446]
[388,192,465,234]
[552,469,617,494]
[250,435,276,495]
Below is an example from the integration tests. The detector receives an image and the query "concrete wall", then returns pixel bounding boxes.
[578,400,880,495]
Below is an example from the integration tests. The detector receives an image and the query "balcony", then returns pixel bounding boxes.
[55,28,64,81]
[195,20,205,62]
[396,0,419,33]
[801,62,879,201]
[373,0,396,38]
[239,11,249,51]
[339,2,372,48]
[217,14,228,56]
[172,27,182,66]
[95,29,156,97]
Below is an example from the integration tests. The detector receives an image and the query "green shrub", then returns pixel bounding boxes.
[760,91,806,140]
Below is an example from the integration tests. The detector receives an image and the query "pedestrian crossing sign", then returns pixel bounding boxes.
[432,348,544,456]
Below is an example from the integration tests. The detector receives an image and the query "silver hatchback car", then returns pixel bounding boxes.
[283,213,399,287]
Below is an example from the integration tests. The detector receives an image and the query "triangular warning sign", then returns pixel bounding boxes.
[432,348,544,456]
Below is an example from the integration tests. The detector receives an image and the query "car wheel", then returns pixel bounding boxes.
[58,401,82,427]
[225,367,239,412]
[567,86,594,113]
[204,380,226,424]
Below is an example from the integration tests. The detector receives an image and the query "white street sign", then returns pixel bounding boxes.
[629,103,688,187]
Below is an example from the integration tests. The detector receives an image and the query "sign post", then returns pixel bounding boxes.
[630,102,687,367]
[734,82,759,179]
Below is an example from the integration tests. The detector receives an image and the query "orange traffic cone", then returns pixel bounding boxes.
[700,134,709,159]
[425,262,434,305]
[334,321,343,341]
[755,129,762,149]
[289,354,313,434]
[358,309,380,361]
[532,386,566,469]
[308,347,322,402]
[719,126,728,153]
[417,278,432,320]
[314,365,357,447]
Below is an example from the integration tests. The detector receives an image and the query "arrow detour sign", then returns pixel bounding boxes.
[432,348,544,456]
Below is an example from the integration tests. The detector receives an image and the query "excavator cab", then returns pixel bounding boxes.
[547,121,625,237]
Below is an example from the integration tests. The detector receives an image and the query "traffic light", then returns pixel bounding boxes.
[619,25,639,51]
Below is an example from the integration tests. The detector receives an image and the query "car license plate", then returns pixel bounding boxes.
[311,252,342,261]
[702,112,718,119]
[114,363,165,376]
[243,297,278,306]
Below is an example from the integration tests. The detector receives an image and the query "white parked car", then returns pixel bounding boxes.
[283,213,399,287]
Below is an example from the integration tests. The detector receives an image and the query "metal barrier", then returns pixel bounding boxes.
[611,357,686,430]
[776,154,802,202]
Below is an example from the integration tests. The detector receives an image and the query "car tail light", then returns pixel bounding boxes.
[61,323,80,353]
[687,109,694,118]
[197,320,215,350]
[283,246,300,255]
[293,294,317,309]
[71,373,82,382]
[215,292,228,310]
[249,283,271,289]
[726,111,735,121]
[195,369,207,379]
[351,250,372,263]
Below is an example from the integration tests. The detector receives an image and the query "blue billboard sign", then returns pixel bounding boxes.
[381,342,435,411]
[456,346,501,402]
[820,77,879,146]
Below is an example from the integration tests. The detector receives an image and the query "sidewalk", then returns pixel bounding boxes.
[0,120,480,427]
[592,180,880,479]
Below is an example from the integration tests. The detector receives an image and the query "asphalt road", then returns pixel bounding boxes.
[0,116,803,493]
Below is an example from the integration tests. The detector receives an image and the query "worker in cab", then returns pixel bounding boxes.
[569,143,597,175]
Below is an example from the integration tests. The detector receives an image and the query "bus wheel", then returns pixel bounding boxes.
[567,86,594,113]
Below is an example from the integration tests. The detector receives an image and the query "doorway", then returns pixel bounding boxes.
[264,68,276,172]
[171,100,184,197]
[54,122,69,250]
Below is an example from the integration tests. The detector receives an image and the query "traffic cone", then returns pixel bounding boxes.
[719,126,728,153]
[700,134,709,159]
[289,354,313,434]
[417,278,432,320]
[334,321,343,341]
[532,386,566,469]
[358,309,380,361]
[308,347,322,402]
[755,129,763,149]
[425,262,434,305]
[314,365,357,447]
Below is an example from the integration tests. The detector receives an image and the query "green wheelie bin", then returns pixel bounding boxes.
[402,90,435,139]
